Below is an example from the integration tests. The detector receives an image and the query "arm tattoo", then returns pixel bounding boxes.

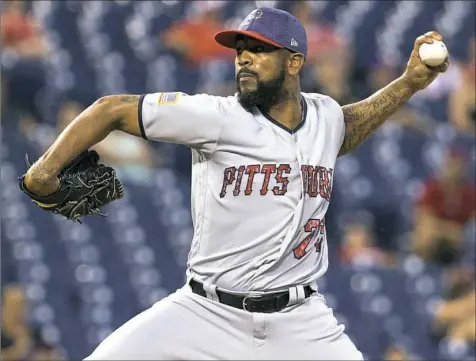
[111,95,140,128]
[119,95,140,104]
[339,78,415,156]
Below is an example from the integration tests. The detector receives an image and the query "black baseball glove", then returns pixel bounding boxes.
[18,150,124,223]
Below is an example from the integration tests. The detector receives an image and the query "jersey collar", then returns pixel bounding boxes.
[257,96,307,135]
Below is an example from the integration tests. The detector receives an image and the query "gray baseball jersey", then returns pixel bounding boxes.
[85,91,365,361]
[139,91,344,293]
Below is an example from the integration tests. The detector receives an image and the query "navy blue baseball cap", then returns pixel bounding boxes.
[215,7,308,58]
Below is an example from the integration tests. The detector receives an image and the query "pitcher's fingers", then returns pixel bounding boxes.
[424,31,444,42]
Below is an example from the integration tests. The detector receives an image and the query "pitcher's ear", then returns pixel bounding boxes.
[288,52,305,76]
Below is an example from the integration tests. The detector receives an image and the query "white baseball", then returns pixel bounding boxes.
[418,39,448,67]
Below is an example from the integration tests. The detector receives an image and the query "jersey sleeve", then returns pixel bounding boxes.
[138,92,224,156]
[319,95,346,154]
[335,101,346,150]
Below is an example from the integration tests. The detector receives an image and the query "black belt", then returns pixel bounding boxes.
[189,279,314,313]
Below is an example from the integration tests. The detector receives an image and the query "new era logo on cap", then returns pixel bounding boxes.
[291,38,298,47]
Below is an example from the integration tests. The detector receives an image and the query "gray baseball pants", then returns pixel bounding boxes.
[84,283,364,360]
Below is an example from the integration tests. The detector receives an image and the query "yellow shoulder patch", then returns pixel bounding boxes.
[157,92,180,104]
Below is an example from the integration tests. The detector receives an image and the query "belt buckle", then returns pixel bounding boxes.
[242,294,262,312]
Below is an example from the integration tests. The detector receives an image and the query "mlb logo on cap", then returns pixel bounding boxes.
[215,7,308,58]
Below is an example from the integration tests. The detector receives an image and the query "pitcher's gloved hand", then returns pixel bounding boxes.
[19,150,124,223]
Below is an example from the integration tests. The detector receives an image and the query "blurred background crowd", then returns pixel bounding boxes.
[1,0,475,360]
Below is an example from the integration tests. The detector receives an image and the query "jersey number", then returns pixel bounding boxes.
[293,218,325,259]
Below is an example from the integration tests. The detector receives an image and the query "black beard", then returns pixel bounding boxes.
[236,68,287,113]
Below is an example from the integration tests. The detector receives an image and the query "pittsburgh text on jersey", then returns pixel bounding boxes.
[219,164,334,200]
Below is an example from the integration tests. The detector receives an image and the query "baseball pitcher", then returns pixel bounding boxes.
[20,7,449,360]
